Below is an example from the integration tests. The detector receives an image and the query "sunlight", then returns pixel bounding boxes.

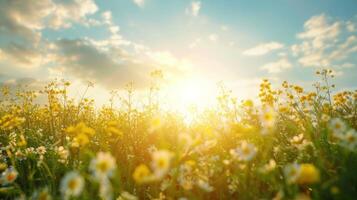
[161,77,217,123]
[177,80,206,106]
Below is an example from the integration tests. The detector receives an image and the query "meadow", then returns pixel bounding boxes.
[0,69,356,200]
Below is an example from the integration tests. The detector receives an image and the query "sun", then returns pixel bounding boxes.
[176,80,205,106]
[163,77,216,114]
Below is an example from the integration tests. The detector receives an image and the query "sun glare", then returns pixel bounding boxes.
[163,78,216,114]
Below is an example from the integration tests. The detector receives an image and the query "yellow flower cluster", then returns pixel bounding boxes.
[0,114,25,131]
[66,122,95,147]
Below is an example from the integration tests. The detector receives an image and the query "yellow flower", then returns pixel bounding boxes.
[284,163,320,185]
[330,186,340,194]
[0,163,7,171]
[66,122,95,147]
[106,121,123,137]
[149,116,162,133]
[243,99,254,107]
[66,122,95,136]
[74,133,89,147]
[132,164,153,184]
[0,114,25,131]
[296,164,320,184]
[17,134,27,147]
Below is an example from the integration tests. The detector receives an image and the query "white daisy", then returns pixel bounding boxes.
[90,152,117,179]
[230,141,257,162]
[60,171,84,198]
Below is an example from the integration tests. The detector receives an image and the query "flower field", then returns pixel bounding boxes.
[0,69,356,200]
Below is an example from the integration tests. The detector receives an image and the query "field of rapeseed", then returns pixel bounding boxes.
[0,69,356,200]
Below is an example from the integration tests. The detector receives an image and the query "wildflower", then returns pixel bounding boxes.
[60,171,84,198]
[66,122,94,136]
[243,99,254,107]
[340,129,357,150]
[56,146,69,164]
[36,146,47,155]
[330,186,340,194]
[284,163,301,184]
[15,150,25,160]
[0,114,25,131]
[66,122,95,147]
[73,133,89,147]
[290,134,310,149]
[106,121,123,137]
[25,147,35,155]
[260,159,276,173]
[197,179,214,192]
[284,163,320,185]
[90,152,117,179]
[151,150,173,178]
[149,116,162,133]
[260,106,277,134]
[0,163,7,171]
[178,161,195,190]
[31,188,52,200]
[1,167,18,185]
[296,164,320,184]
[17,135,27,147]
[329,118,347,138]
[230,141,257,162]
[321,114,330,122]
[151,150,174,178]
[132,164,153,184]
[99,178,113,200]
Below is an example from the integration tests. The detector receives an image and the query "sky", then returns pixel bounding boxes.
[0,0,357,108]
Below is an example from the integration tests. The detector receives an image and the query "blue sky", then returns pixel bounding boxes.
[0,0,356,107]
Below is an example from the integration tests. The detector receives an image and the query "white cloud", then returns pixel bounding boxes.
[186,1,201,17]
[189,38,201,49]
[133,0,145,7]
[328,35,357,61]
[297,14,341,50]
[221,25,229,31]
[0,43,44,68]
[346,21,356,32]
[292,14,357,68]
[53,39,192,89]
[0,0,99,69]
[336,63,354,69]
[243,42,284,56]
[208,34,218,42]
[101,11,121,35]
[102,11,112,24]
[47,0,98,29]
[261,58,292,73]
[147,51,194,73]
